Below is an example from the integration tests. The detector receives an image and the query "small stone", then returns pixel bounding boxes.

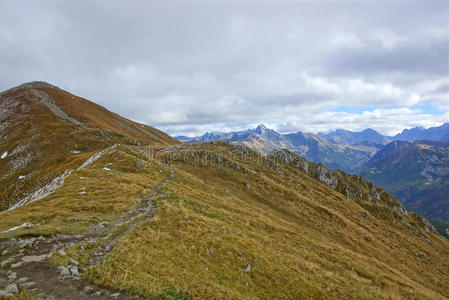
[22,282,37,288]
[69,258,79,265]
[58,266,71,277]
[364,234,372,242]
[136,158,147,169]
[70,265,80,277]
[93,291,102,296]
[18,277,28,283]
[1,258,13,267]
[22,254,48,263]
[11,261,23,268]
[245,264,251,273]
[8,272,17,279]
[111,292,120,297]
[442,269,448,275]
[1,249,8,256]
[245,183,251,190]
[58,249,67,256]
[84,286,94,293]
[361,212,368,219]
[6,283,19,294]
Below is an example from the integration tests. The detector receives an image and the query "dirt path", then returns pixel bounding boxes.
[0,169,174,299]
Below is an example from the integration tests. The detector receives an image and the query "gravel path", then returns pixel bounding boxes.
[0,169,174,299]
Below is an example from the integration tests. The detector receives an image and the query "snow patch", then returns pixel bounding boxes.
[8,170,73,211]
[80,177,88,179]
[103,167,111,171]
[1,151,7,159]
[77,144,117,171]
[0,223,31,234]
[71,150,82,154]
[18,175,26,180]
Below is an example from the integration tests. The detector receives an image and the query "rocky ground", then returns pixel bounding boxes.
[0,168,174,299]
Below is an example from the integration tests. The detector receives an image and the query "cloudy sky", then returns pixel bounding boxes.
[1,0,448,137]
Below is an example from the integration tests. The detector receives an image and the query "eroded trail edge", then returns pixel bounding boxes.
[0,168,174,299]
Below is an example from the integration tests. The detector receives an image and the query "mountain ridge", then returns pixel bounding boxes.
[361,139,449,222]
[0,82,448,299]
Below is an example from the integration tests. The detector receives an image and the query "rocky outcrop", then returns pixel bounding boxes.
[269,149,438,234]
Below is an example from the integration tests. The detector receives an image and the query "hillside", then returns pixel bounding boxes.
[361,140,449,222]
[0,81,177,211]
[0,84,448,299]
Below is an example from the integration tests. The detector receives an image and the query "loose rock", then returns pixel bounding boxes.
[6,283,18,294]
[22,254,47,263]
[70,265,80,277]
[22,282,37,288]
[58,266,71,277]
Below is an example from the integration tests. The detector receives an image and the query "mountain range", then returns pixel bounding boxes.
[176,123,449,222]
[1,82,448,299]
[177,124,382,173]
[177,123,449,173]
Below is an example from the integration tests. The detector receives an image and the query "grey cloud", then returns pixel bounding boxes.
[0,0,448,136]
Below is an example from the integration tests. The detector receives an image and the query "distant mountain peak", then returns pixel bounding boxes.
[362,128,378,133]
[255,124,268,132]
[393,123,449,142]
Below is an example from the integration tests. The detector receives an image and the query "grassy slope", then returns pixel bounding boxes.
[0,82,177,211]
[83,143,449,299]
[41,86,177,146]
[0,145,169,238]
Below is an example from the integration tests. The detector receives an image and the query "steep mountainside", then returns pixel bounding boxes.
[360,140,449,222]
[180,125,379,173]
[393,123,449,142]
[318,128,390,145]
[0,83,448,299]
[283,131,378,172]
[0,81,177,211]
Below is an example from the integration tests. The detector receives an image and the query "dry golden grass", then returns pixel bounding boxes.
[0,146,168,238]
[41,87,178,145]
[0,84,177,210]
[1,85,447,299]
[85,143,449,299]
